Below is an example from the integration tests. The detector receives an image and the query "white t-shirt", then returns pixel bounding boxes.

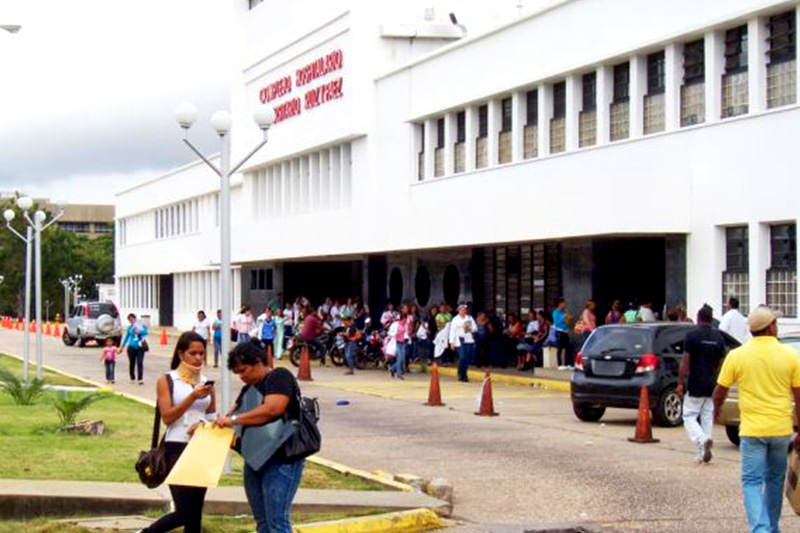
[719,309,750,344]
[526,320,539,336]
[193,318,211,340]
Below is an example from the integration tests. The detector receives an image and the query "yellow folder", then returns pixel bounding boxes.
[164,424,235,488]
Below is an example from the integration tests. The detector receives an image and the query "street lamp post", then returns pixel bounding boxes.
[174,102,275,415]
[60,274,82,322]
[4,198,64,381]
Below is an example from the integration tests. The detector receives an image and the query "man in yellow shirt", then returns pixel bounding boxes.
[713,306,800,533]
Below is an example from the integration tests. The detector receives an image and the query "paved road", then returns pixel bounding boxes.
[3,328,798,532]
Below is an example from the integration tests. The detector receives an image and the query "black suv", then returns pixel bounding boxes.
[570,323,739,427]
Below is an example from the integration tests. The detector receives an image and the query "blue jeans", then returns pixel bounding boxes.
[243,459,305,533]
[392,342,406,377]
[344,341,357,370]
[740,436,791,533]
[457,342,475,381]
[237,332,250,344]
[213,337,222,366]
[104,360,115,382]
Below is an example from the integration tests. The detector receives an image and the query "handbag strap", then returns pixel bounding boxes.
[150,373,174,448]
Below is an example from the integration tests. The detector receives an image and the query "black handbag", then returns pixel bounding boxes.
[282,392,321,461]
[135,374,173,488]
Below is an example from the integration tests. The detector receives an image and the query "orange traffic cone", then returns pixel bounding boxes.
[44,323,51,336]
[628,386,660,444]
[160,329,168,346]
[424,362,445,406]
[297,346,313,381]
[53,323,61,337]
[475,370,499,416]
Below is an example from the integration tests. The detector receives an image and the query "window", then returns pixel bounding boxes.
[724,25,748,74]
[501,98,512,132]
[768,223,797,317]
[419,123,425,152]
[59,222,91,233]
[771,224,796,269]
[436,118,445,149]
[582,72,596,111]
[683,39,705,84]
[552,81,566,118]
[647,51,665,94]
[768,11,795,64]
[726,226,749,272]
[613,62,630,102]
[456,111,465,143]
[249,268,274,291]
[526,90,538,125]
[94,223,112,234]
[478,105,488,137]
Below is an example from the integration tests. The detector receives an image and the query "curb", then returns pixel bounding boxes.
[416,363,571,392]
[307,457,415,493]
[294,508,443,533]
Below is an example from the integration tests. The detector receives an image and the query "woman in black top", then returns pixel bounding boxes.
[215,341,303,533]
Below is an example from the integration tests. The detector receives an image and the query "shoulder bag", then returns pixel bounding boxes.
[135,374,173,488]
[282,389,321,461]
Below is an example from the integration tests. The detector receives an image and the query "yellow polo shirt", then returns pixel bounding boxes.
[717,336,800,437]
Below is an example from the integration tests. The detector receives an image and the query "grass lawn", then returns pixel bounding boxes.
[0,387,387,490]
[0,509,390,533]
[0,353,87,387]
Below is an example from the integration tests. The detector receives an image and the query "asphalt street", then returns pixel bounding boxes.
[2,328,798,532]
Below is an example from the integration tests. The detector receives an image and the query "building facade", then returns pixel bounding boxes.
[116,0,800,331]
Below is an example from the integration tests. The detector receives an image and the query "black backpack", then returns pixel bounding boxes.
[282,390,321,461]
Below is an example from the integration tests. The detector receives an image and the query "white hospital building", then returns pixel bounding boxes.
[116,0,800,331]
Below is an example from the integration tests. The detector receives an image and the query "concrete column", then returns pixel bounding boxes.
[537,84,552,156]
[443,112,455,175]
[665,43,683,130]
[319,150,330,211]
[797,5,800,104]
[329,147,341,209]
[341,143,351,208]
[423,119,436,180]
[310,154,320,212]
[749,221,770,310]
[596,65,613,144]
[511,91,525,161]
[464,106,477,172]
[281,161,291,214]
[565,74,581,150]
[704,30,724,123]
[629,55,647,138]
[748,16,768,114]
[487,98,501,164]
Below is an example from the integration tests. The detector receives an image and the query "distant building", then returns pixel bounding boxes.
[54,203,114,239]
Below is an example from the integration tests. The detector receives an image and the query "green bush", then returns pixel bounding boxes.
[0,368,46,405]
[52,391,107,427]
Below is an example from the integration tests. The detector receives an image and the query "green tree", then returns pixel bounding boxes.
[0,194,114,319]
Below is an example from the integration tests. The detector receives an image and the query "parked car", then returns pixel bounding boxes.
[570,323,739,427]
[63,302,123,347]
[717,333,800,446]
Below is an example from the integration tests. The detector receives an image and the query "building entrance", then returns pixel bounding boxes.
[592,238,667,320]
[283,260,362,305]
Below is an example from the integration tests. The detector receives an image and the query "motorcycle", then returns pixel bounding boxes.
[288,330,345,367]
[353,329,386,370]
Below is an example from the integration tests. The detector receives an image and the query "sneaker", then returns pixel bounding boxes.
[702,439,713,463]
[138,381,144,386]
[344,370,354,375]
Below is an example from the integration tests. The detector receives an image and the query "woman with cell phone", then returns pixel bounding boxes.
[139,331,217,533]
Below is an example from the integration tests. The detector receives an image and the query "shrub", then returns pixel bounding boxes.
[52,391,107,427]
[0,368,46,405]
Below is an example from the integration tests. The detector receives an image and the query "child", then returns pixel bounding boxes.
[100,338,116,384]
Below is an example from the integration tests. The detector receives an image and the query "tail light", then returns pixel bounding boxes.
[635,353,659,374]
[83,305,89,318]
[575,352,584,371]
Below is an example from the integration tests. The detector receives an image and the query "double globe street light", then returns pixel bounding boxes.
[174,102,276,414]
[60,274,82,322]
[4,197,65,381]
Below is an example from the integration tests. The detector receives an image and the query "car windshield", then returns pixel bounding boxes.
[88,303,119,319]
[582,327,652,355]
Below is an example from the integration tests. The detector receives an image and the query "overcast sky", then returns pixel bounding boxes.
[0,0,236,205]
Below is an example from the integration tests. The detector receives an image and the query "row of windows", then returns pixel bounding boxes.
[723,222,797,317]
[118,193,219,248]
[155,199,200,240]
[249,268,274,291]
[119,275,160,310]
[416,10,798,180]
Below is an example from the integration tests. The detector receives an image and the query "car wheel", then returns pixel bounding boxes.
[329,346,344,366]
[726,425,740,447]
[653,387,683,427]
[62,328,77,346]
[572,401,606,422]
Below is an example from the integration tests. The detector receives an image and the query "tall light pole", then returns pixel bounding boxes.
[4,198,64,380]
[60,274,82,321]
[174,102,275,415]
[5,197,34,381]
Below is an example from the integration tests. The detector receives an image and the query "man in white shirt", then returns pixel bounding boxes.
[719,297,750,344]
[449,303,477,383]
[638,301,656,322]
[192,310,212,363]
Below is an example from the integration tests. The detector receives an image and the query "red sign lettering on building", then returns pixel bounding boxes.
[295,49,343,87]
[259,76,292,104]
[304,77,343,109]
[273,98,302,124]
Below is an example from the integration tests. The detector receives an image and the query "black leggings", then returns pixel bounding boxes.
[143,442,207,533]
[556,331,572,367]
[128,347,144,381]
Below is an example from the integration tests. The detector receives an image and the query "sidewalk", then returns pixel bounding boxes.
[0,479,452,519]
[425,363,572,392]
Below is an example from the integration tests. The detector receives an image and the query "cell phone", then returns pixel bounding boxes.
[204,380,215,387]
